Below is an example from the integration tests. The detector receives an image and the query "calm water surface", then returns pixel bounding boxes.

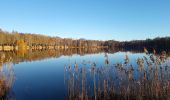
[0,50,170,100]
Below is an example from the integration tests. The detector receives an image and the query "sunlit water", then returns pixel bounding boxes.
[0,51,170,100]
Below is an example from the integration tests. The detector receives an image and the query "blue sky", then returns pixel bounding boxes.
[0,0,170,41]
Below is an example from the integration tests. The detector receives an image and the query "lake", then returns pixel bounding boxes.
[0,49,170,100]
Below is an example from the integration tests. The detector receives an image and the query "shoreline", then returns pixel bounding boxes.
[0,45,108,51]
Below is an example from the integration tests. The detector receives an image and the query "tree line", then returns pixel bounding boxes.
[0,28,169,51]
[0,29,106,49]
[117,37,170,52]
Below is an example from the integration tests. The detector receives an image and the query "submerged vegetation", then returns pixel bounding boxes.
[64,49,170,100]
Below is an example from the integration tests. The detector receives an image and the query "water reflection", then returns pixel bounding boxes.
[0,48,170,100]
[0,48,108,64]
[0,48,170,64]
[64,52,170,100]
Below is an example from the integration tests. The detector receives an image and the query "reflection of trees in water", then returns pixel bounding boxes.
[64,51,170,100]
[0,53,15,99]
[1,48,170,64]
[0,48,108,63]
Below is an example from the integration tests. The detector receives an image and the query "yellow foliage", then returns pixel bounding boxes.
[16,40,27,49]
[15,40,27,57]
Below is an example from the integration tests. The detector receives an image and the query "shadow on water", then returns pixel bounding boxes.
[64,50,170,100]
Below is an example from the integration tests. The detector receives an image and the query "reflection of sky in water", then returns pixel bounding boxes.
[6,52,169,100]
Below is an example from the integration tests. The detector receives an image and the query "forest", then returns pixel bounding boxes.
[0,29,106,50]
[0,28,169,51]
[117,37,170,52]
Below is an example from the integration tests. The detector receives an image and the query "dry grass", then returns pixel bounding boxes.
[0,59,15,99]
[64,49,170,100]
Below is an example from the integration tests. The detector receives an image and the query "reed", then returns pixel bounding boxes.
[64,49,170,100]
[0,57,15,99]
